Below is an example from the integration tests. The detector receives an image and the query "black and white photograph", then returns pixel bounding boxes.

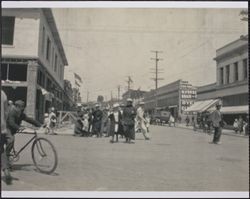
[1,1,249,198]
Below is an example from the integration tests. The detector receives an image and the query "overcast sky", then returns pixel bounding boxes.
[52,8,248,102]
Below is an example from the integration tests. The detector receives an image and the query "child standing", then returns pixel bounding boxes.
[43,113,50,134]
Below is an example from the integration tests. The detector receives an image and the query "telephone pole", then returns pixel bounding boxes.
[86,91,89,103]
[126,76,133,98]
[150,50,164,110]
[117,85,121,101]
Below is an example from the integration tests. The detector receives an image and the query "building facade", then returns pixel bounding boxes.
[213,36,248,124]
[1,8,68,122]
[144,80,197,118]
[197,83,217,101]
[195,36,248,125]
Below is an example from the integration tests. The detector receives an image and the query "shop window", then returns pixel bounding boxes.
[2,16,15,45]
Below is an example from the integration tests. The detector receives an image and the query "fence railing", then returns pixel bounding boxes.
[57,111,77,127]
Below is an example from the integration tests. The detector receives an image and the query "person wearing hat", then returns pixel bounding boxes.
[74,110,85,137]
[5,100,42,168]
[43,113,50,134]
[101,107,109,137]
[122,98,136,143]
[211,100,224,144]
[136,101,150,140]
[48,107,57,135]
[92,104,103,137]
[109,103,122,143]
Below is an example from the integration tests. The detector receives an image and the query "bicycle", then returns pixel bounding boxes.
[9,127,58,174]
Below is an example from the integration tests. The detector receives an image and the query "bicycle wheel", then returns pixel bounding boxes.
[31,137,58,174]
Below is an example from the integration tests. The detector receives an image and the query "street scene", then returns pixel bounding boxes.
[1,1,249,197]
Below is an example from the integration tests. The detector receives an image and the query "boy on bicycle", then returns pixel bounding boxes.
[6,100,42,168]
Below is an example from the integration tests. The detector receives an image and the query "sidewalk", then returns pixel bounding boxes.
[173,123,249,138]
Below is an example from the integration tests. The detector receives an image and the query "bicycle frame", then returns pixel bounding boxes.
[12,131,38,158]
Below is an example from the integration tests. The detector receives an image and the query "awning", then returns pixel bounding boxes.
[168,105,178,108]
[185,99,220,113]
[208,105,249,114]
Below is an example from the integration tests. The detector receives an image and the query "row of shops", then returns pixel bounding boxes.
[143,36,248,127]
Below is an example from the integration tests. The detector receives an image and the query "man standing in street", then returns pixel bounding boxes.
[136,101,150,140]
[211,101,223,144]
[122,98,136,143]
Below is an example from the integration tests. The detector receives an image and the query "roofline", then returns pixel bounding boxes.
[215,35,248,52]
[42,8,68,66]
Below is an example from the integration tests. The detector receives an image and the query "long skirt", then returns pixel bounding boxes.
[123,124,135,140]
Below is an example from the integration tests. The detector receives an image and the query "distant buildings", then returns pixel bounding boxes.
[73,88,82,105]
[63,80,74,111]
[1,8,68,122]
[122,89,147,106]
[144,80,197,118]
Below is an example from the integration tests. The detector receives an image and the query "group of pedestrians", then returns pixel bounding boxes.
[73,98,151,143]
[233,116,248,135]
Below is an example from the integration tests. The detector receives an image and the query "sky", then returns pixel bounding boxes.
[52,8,248,102]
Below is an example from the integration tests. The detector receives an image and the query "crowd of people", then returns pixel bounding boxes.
[73,98,151,143]
[233,116,249,135]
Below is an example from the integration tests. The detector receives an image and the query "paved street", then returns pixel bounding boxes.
[1,125,249,192]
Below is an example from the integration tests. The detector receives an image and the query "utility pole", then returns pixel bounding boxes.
[126,76,133,98]
[117,85,121,101]
[111,91,113,101]
[86,91,89,103]
[150,50,164,111]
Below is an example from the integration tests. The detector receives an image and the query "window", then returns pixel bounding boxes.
[2,16,15,45]
[234,62,238,82]
[0,63,27,81]
[225,65,230,84]
[41,26,45,54]
[51,47,54,66]
[54,54,58,72]
[243,59,248,80]
[220,67,224,85]
[46,37,51,61]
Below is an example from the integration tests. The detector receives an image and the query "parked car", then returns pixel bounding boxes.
[151,110,171,125]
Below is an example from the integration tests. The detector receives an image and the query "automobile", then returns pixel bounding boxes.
[151,109,171,125]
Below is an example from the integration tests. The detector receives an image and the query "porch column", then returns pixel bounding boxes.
[26,61,38,119]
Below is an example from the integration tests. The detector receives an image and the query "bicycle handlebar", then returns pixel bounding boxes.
[16,127,38,135]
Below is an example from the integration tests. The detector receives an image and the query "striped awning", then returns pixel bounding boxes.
[208,105,249,114]
[185,99,220,113]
